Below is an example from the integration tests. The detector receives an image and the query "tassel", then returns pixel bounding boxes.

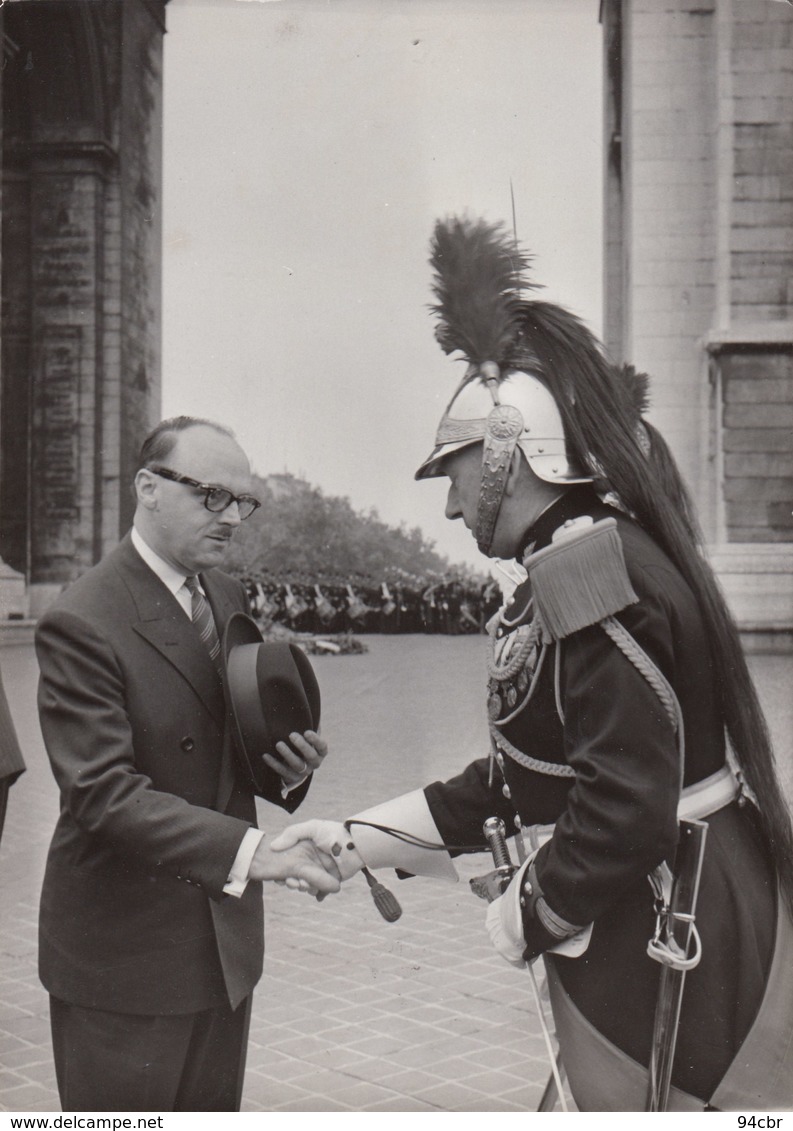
[526,518,638,641]
[362,867,403,923]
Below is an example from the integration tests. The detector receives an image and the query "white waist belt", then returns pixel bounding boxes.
[677,764,740,821]
[523,765,740,852]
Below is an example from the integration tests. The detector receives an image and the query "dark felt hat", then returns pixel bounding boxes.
[222,612,321,796]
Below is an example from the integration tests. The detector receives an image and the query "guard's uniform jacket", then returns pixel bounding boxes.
[424,486,779,1107]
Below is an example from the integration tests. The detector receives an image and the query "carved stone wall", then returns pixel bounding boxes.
[0,0,165,613]
[601,0,793,638]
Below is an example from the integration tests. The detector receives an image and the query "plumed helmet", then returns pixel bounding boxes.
[415,216,593,554]
[415,368,591,486]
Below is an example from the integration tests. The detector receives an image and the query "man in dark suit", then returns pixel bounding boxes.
[35,416,339,1112]
[0,663,25,847]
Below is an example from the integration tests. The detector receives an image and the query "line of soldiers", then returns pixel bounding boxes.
[236,570,503,636]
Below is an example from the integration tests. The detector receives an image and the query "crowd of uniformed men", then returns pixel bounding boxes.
[236,569,502,635]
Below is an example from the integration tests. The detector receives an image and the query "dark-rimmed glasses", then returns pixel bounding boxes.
[148,466,261,520]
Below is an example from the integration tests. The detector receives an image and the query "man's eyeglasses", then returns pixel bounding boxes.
[148,466,261,520]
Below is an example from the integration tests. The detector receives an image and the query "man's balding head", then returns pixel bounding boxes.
[134,418,253,575]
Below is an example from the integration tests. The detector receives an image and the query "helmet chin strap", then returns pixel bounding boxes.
[475,398,525,556]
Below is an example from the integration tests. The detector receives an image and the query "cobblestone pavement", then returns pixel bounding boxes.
[0,633,790,1112]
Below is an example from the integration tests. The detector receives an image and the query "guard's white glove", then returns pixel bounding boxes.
[269,820,364,882]
[485,856,594,967]
[485,858,531,968]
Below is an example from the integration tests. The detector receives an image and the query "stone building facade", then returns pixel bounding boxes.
[0,0,789,638]
[601,0,793,640]
[0,0,166,617]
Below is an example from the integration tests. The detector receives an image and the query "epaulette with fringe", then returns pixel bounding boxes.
[525,517,638,642]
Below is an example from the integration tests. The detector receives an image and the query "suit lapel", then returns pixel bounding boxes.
[134,617,226,729]
[202,571,241,642]
[113,536,227,729]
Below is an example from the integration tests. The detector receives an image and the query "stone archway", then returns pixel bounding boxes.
[0,0,166,614]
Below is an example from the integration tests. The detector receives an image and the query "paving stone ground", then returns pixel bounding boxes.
[0,633,790,1113]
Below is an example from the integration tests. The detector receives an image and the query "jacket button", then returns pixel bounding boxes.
[180,736,195,752]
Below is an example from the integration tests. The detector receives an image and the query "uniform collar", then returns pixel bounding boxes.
[516,485,602,562]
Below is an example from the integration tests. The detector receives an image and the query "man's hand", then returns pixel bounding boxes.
[249,836,341,897]
[269,819,364,882]
[263,729,328,789]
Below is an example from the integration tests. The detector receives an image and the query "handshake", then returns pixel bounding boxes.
[248,820,363,898]
[248,790,458,902]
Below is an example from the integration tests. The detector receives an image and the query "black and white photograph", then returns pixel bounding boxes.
[0,0,791,1118]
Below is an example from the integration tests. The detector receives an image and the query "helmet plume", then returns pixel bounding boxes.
[430,216,535,366]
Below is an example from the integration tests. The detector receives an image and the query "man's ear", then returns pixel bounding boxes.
[135,468,158,510]
[503,448,523,497]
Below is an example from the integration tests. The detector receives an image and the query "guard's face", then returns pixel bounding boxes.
[442,443,485,542]
[441,440,559,560]
[140,425,252,574]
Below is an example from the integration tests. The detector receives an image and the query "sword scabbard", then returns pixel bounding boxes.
[646,818,709,1112]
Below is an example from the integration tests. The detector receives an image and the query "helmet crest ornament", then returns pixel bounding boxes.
[429,216,532,368]
[417,216,590,555]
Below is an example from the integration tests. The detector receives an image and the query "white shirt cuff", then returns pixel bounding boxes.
[224,827,265,897]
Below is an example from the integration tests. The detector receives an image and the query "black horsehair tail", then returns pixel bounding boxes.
[426,216,793,914]
[513,296,793,917]
[616,363,651,418]
[429,217,535,365]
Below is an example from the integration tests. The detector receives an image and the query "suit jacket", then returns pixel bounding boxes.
[35,532,309,1016]
[0,665,25,786]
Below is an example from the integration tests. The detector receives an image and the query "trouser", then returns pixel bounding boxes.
[50,994,252,1112]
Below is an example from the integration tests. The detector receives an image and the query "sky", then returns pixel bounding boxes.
[162,0,603,572]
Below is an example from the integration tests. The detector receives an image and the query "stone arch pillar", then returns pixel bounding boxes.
[1,0,166,614]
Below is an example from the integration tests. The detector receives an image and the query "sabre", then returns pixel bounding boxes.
[645,818,708,1112]
[469,816,517,903]
[470,816,568,1112]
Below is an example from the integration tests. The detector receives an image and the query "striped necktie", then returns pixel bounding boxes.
[184,576,221,667]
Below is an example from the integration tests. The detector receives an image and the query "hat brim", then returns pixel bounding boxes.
[222,612,321,796]
[222,610,265,655]
[414,439,474,481]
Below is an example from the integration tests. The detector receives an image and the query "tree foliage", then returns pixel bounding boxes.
[224,472,476,580]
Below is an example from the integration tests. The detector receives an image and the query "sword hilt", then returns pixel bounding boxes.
[483,817,513,871]
[470,817,517,902]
